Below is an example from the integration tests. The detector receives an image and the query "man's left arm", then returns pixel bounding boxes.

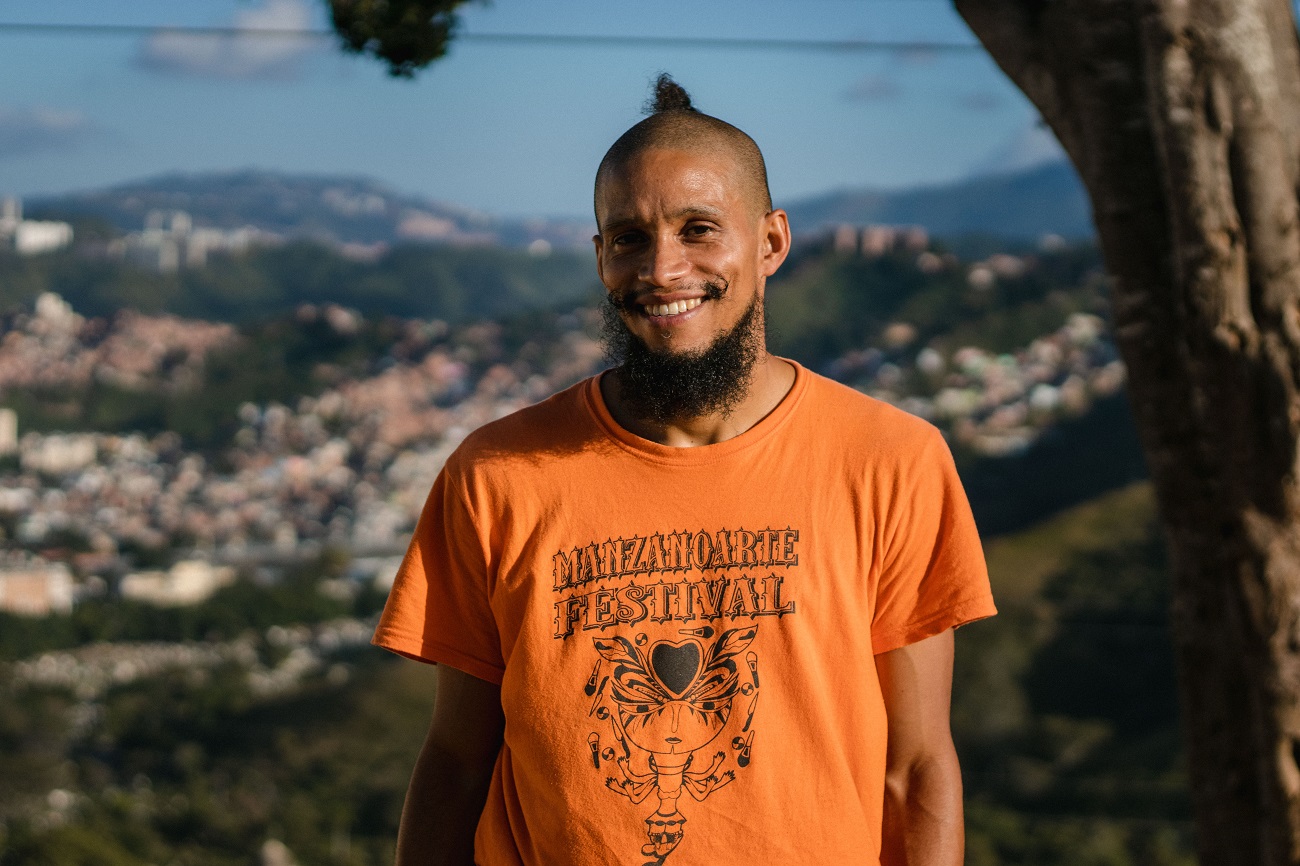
[876,628,963,866]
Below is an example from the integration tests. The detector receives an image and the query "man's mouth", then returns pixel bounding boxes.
[610,279,728,316]
[644,298,703,317]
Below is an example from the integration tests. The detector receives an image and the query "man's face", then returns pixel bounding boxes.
[593,147,785,359]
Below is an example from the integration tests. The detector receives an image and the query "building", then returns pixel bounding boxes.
[20,432,98,476]
[119,559,236,607]
[832,224,859,253]
[0,196,74,255]
[0,408,15,455]
[860,225,897,256]
[111,209,277,273]
[0,559,75,616]
[0,196,17,236]
[15,221,75,255]
[823,223,931,257]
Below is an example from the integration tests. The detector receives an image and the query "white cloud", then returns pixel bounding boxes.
[0,107,93,158]
[969,121,1068,176]
[138,0,318,80]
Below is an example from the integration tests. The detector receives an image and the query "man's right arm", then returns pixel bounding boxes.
[396,664,505,866]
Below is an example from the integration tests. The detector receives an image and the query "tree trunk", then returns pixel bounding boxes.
[953,0,1300,862]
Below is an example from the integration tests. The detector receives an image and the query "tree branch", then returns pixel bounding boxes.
[1259,0,1300,187]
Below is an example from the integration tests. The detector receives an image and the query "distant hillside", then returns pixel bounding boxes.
[0,239,602,325]
[28,163,1092,253]
[29,170,595,251]
[783,161,1093,241]
[955,481,1190,866]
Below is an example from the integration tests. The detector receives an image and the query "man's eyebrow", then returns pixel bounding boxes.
[599,216,639,234]
[600,205,727,233]
[670,205,726,221]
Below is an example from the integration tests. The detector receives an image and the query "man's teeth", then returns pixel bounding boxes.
[645,298,703,317]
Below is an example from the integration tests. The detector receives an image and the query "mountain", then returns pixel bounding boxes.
[28,170,596,251]
[782,161,1093,241]
[29,162,1094,252]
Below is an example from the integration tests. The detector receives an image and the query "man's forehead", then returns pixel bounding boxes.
[605,146,739,186]
[599,203,728,233]
[595,147,750,225]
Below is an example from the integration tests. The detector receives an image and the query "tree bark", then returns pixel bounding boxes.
[954,0,1300,863]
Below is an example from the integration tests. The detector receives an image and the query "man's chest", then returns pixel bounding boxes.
[483,470,884,656]
[469,473,895,866]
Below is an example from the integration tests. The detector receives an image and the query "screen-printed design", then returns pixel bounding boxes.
[586,624,760,865]
[552,526,799,638]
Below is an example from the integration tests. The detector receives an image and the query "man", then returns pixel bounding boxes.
[374,75,996,866]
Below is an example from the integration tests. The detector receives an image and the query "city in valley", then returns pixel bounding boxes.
[0,173,1186,866]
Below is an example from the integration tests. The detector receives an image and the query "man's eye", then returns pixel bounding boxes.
[612,232,644,247]
[685,224,715,237]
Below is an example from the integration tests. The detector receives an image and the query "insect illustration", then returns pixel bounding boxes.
[587,624,760,865]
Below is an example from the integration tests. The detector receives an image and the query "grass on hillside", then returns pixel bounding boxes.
[984,482,1156,603]
[956,482,1191,866]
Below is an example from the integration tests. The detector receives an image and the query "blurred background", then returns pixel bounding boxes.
[0,2,1185,864]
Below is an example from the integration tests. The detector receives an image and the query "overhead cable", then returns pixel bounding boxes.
[0,21,983,53]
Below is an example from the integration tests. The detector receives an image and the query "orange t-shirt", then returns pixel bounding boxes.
[374,362,995,865]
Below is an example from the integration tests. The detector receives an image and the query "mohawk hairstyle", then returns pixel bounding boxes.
[595,74,773,222]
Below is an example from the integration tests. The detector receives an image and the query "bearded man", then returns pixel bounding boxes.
[374,75,996,866]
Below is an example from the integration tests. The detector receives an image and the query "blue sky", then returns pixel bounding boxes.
[0,0,1062,219]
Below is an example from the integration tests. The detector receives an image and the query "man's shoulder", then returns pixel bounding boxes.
[444,376,604,475]
[799,366,943,454]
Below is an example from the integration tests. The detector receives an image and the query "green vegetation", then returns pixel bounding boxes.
[0,654,434,866]
[0,552,387,663]
[766,244,1106,365]
[0,240,602,324]
[960,392,1148,536]
[957,484,1191,864]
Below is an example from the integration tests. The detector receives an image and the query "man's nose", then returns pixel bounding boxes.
[639,235,690,287]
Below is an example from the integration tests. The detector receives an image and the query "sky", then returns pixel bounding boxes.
[0,0,1065,220]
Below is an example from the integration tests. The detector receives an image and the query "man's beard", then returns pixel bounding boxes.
[600,283,765,426]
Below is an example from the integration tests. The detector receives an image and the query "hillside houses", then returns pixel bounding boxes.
[109,209,280,272]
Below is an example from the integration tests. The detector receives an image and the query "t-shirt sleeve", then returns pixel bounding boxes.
[371,465,506,684]
[871,425,996,654]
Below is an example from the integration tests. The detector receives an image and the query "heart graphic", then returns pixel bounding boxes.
[650,640,702,697]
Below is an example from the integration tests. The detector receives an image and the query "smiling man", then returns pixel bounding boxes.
[373,75,996,866]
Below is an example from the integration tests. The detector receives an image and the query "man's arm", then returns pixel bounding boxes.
[875,628,964,866]
[396,664,505,866]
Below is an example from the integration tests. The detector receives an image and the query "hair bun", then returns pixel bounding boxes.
[647,73,695,114]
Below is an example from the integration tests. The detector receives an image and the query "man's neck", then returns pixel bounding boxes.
[600,353,796,447]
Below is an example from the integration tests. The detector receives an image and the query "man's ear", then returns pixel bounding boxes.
[593,233,606,285]
[760,209,791,278]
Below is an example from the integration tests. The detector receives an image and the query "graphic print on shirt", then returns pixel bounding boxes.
[551,526,799,638]
[552,524,799,863]
[587,625,760,866]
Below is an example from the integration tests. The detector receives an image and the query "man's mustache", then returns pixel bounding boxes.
[607,279,729,314]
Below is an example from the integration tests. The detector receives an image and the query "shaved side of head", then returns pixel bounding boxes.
[594,74,773,224]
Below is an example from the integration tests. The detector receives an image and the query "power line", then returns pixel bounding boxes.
[0,21,983,53]
[465,32,980,52]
